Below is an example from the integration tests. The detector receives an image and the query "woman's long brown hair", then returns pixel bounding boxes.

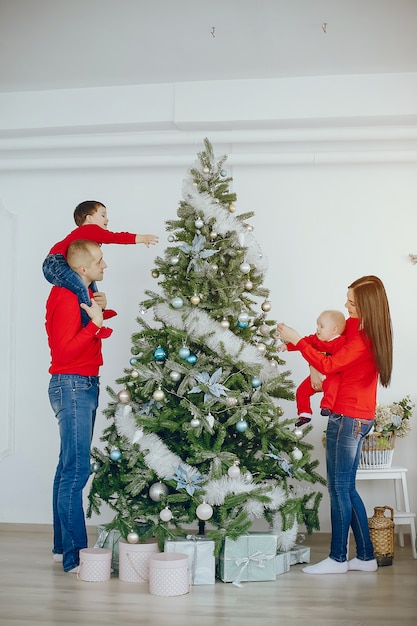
[348,275,393,387]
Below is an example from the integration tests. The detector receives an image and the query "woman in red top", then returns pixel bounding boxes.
[277,276,393,574]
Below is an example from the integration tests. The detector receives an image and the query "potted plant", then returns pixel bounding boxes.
[360,396,414,469]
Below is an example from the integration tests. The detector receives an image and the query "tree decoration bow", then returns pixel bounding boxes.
[189,367,229,403]
[178,234,218,273]
[166,464,205,496]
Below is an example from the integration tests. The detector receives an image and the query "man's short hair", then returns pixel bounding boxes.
[67,240,100,271]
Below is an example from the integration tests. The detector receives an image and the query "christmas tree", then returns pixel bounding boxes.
[87,138,325,554]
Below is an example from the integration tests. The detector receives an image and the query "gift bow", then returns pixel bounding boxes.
[232,550,274,586]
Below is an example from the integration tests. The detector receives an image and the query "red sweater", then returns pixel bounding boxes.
[46,286,112,375]
[49,224,136,256]
[295,317,378,420]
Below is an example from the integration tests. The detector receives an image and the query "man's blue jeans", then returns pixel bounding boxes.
[326,412,375,563]
[49,374,99,572]
[43,254,97,327]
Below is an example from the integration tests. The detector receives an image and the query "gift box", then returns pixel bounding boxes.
[218,532,277,584]
[164,535,215,585]
[95,525,122,573]
[275,551,291,576]
[288,545,311,565]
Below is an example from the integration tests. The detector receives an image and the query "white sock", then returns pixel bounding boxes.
[52,553,63,562]
[67,566,79,574]
[302,557,348,575]
[348,557,378,572]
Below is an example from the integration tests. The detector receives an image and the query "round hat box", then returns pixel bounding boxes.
[149,552,189,596]
[78,547,112,582]
[119,539,160,583]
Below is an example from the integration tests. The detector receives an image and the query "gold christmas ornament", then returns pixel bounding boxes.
[261,300,271,312]
[190,294,201,306]
[228,203,236,213]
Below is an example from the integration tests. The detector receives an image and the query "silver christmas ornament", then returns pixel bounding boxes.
[259,324,270,336]
[294,427,303,439]
[153,388,165,402]
[196,502,213,520]
[292,447,303,461]
[118,389,131,404]
[149,482,169,502]
[171,256,180,265]
[227,463,241,478]
[261,300,271,312]
[190,417,201,428]
[195,218,204,229]
[239,262,251,274]
[220,318,230,329]
[159,507,173,522]
[244,280,253,291]
[257,343,267,355]
[127,532,139,544]
[169,370,181,382]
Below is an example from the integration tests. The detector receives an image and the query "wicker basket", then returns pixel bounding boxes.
[368,505,395,566]
[359,431,395,469]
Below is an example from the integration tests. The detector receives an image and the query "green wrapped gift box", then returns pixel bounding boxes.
[218,532,277,584]
[95,524,122,573]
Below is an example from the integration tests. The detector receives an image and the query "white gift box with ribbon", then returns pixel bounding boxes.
[164,535,215,585]
[218,532,277,584]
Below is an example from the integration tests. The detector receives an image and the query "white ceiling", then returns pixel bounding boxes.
[1,0,417,94]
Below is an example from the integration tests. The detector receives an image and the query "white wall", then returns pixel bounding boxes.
[0,73,416,535]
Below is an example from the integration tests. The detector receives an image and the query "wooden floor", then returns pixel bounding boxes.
[0,526,416,626]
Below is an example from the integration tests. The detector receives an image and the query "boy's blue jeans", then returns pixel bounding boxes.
[43,254,97,327]
[326,412,375,563]
[49,374,99,572]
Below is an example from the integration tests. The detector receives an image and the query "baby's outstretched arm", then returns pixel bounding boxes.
[136,234,159,247]
[409,253,417,265]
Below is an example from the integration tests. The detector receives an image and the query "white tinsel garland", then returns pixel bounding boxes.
[154,303,278,381]
[114,404,199,480]
[182,179,268,275]
[114,404,288,519]
[270,511,299,551]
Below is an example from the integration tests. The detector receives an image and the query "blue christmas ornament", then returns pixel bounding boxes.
[179,346,191,359]
[236,419,248,433]
[153,346,167,362]
[186,353,198,365]
[110,448,122,462]
[130,357,138,366]
[171,296,184,309]
[237,320,249,329]
[90,461,100,473]
[251,376,261,388]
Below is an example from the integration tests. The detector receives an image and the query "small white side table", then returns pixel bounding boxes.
[357,465,417,559]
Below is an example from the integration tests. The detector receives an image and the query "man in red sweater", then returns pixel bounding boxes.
[46,240,113,573]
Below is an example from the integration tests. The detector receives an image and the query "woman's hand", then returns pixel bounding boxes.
[276,323,302,346]
[310,366,325,391]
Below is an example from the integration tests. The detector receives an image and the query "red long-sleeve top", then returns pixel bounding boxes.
[48,224,136,256]
[295,317,378,420]
[46,286,112,375]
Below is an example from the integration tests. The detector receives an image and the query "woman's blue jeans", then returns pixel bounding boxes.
[49,374,99,572]
[326,413,375,563]
[43,254,97,327]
